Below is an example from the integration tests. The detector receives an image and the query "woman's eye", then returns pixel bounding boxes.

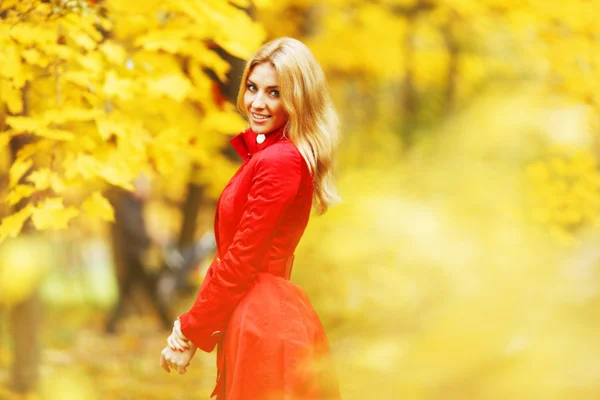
[247,84,257,91]
[270,90,280,97]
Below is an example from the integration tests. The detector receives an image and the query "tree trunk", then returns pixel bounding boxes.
[177,182,205,249]
[8,83,41,394]
[442,22,458,114]
[178,23,248,249]
[402,15,418,146]
[9,293,41,393]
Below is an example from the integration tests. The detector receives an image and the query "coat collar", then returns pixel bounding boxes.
[230,125,287,162]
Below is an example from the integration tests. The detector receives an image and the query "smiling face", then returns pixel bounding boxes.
[243,62,289,135]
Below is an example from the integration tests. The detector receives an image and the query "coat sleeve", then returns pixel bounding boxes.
[178,146,304,352]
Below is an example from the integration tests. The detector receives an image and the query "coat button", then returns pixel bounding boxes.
[216,257,221,262]
[211,330,221,337]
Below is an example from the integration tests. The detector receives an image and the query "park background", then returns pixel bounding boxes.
[2,0,600,398]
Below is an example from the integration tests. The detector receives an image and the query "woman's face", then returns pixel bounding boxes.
[244,62,288,135]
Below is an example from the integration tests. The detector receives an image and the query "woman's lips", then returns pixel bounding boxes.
[252,113,271,122]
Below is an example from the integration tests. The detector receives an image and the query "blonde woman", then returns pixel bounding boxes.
[160,37,341,399]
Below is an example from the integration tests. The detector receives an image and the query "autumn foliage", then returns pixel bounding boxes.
[2,0,600,399]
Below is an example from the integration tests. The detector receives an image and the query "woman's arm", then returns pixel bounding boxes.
[178,145,304,352]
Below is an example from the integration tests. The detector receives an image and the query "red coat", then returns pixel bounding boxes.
[179,127,340,399]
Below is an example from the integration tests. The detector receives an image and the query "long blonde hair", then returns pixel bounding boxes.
[237,37,340,215]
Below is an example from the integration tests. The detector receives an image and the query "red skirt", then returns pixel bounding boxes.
[211,272,340,400]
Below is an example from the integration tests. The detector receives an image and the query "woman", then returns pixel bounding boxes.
[160,37,341,400]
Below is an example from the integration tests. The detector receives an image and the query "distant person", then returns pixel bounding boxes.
[160,38,341,399]
[106,176,171,333]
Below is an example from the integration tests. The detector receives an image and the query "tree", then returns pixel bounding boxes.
[0,0,265,241]
[0,0,264,392]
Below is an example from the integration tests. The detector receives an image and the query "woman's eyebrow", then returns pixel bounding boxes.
[247,79,279,89]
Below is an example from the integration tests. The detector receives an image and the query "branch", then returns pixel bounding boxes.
[55,23,63,106]
[366,0,436,17]
[9,0,43,27]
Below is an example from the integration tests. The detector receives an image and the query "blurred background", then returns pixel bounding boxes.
[1,0,600,398]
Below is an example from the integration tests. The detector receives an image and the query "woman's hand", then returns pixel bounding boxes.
[160,345,197,374]
[160,319,198,374]
[167,318,192,352]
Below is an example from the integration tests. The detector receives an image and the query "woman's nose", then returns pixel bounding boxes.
[252,93,266,109]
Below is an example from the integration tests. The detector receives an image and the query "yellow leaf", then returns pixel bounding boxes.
[67,30,98,51]
[9,23,57,46]
[0,205,33,243]
[75,154,100,179]
[42,108,103,125]
[103,71,135,100]
[228,0,251,7]
[64,71,92,89]
[50,173,66,193]
[146,74,192,101]
[0,80,23,113]
[31,198,79,230]
[179,2,265,59]
[135,34,187,54]
[5,116,76,141]
[187,60,213,105]
[0,0,20,9]
[63,11,105,41]
[26,168,53,191]
[185,2,266,59]
[5,185,36,207]
[15,140,51,163]
[95,116,130,140]
[77,53,104,75]
[100,40,127,65]
[214,20,267,60]
[252,0,273,6]
[72,154,135,190]
[95,14,113,33]
[39,44,75,60]
[9,158,32,187]
[199,108,247,134]
[22,48,51,68]
[191,46,231,82]
[0,44,22,82]
[82,191,115,222]
[6,116,44,133]
[0,131,10,149]
[97,163,135,191]
[34,127,75,141]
